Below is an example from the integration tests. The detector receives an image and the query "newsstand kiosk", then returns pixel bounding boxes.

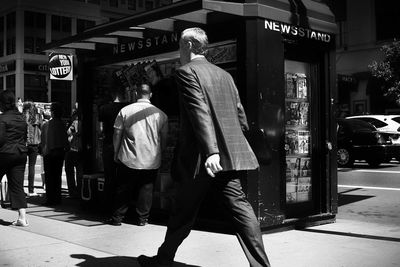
[44,0,337,230]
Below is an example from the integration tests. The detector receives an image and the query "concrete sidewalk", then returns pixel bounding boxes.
[1,195,400,267]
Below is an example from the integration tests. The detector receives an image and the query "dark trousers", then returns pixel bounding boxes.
[27,144,39,193]
[157,171,271,267]
[102,143,118,212]
[0,152,27,209]
[111,163,157,222]
[65,150,83,197]
[43,149,65,204]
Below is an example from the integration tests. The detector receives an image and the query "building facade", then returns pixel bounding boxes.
[334,0,400,117]
[0,0,170,114]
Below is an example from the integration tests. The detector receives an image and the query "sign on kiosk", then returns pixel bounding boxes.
[49,53,73,81]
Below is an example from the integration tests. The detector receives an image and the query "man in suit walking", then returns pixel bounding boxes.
[138,27,271,267]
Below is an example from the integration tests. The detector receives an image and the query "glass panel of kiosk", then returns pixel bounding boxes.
[284,60,312,204]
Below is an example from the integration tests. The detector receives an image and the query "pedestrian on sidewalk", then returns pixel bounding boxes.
[106,83,168,226]
[138,28,271,267]
[22,101,42,197]
[0,90,29,226]
[41,102,69,206]
[98,82,127,213]
[65,107,83,199]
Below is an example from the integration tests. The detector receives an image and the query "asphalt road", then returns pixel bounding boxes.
[337,160,400,226]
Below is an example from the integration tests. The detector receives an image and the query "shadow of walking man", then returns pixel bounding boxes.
[71,254,201,267]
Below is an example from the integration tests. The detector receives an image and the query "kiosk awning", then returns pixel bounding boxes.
[44,0,336,51]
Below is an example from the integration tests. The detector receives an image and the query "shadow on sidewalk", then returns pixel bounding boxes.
[338,188,374,206]
[25,192,106,227]
[71,254,201,267]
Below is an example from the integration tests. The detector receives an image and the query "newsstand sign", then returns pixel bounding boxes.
[49,53,73,80]
[265,19,332,43]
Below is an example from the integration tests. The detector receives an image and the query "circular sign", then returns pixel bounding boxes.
[49,54,72,79]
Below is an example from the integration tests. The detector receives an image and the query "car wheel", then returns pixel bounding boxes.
[367,159,381,168]
[337,148,354,167]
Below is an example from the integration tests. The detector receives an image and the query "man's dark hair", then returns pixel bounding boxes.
[0,89,17,112]
[137,84,152,97]
[50,102,63,118]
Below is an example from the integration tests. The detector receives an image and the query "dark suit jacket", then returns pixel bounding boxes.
[173,57,259,180]
[0,109,28,155]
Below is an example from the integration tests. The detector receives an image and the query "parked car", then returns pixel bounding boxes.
[337,118,400,167]
[346,115,400,144]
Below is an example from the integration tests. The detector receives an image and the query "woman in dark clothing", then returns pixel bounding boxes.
[41,102,68,205]
[0,90,29,226]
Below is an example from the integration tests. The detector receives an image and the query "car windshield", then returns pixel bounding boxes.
[345,119,376,131]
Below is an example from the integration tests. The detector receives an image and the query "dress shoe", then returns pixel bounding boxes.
[104,218,122,226]
[137,255,172,267]
[11,219,29,227]
[137,218,148,226]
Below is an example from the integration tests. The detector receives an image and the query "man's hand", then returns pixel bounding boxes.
[205,154,223,177]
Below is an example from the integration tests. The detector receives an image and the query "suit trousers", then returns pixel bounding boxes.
[157,170,271,267]
[0,152,27,209]
[43,148,65,204]
[111,163,157,222]
[65,150,83,197]
[27,144,39,193]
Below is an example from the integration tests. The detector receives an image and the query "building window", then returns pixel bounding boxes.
[24,11,46,54]
[145,1,153,10]
[6,74,15,90]
[6,37,15,55]
[138,0,143,8]
[375,0,400,41]
[52,15,71,41]
[0,76,3,90]
[0,16,4,57]
[24,74,47,102]
[77,19,96,33]
[6,12,16,55]
[6,12,16,30]
[88,0,100,4]
[109,0,118,7]
[128,0,136,10]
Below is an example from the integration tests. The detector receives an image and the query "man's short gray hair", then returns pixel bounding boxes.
[181,27,209,55]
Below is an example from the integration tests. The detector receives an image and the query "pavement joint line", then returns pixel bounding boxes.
[352,169,400,174]
[300,228,400,243]
[338,185,400,191]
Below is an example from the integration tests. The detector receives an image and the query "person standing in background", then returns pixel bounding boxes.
[0,90,29,226]
[41,102,69,206]
[65,108,83,199]
[106,84,168,226]
[22,102,42,197]
[98,80,127,213]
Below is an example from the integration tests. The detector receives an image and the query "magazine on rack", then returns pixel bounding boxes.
[285,129,298,154]
[298,130,310,154]
[285,73,296,98]
[296,73,307,99]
